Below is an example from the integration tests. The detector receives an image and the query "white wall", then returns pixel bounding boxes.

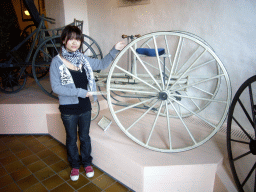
[45,0,65,28]
[45,0,89,35]
[63,0,89,35]
[86,0,256,96]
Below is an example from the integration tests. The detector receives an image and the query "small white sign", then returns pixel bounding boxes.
[98,116,112,131]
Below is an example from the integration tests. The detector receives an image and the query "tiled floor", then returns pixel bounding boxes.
[0,134,133,192]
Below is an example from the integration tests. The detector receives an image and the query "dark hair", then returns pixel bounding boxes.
[61,25,84,50]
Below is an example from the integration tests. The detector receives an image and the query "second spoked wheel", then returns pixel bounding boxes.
[107,31,231,152]
[32,34,103,99]
[227,75,256,192]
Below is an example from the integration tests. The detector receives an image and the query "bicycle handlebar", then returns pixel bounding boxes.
[122,34,141,39]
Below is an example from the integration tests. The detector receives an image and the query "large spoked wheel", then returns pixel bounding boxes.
[107,31,231,152]
[227,75,256,192]
[139,31,218,118]
[82,34,103,59]
[32,36,61,99]
[0,66,27,94]
[32,34,103,99]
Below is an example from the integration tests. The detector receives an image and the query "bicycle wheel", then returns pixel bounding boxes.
[90,98,100,121]
[139,31,218,118]
[107,31,231,152]
[227,75,256,192]
[32,34,103,99]
[32,36,61,99]
[82,34,103,59]
[0,66,27,94]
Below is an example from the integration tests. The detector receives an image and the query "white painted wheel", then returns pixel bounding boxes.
[90,98,100,121]
[107,31,231,152]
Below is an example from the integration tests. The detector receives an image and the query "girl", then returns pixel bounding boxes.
[50,25,125,181]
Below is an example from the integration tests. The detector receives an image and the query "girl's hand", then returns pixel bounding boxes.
[115,41,126,51]
[86,92,92,97]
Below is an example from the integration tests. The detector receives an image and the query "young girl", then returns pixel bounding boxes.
[50,25,125,181]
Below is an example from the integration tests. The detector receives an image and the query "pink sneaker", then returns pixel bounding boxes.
[70,168,79,181]
[85,166,94,178]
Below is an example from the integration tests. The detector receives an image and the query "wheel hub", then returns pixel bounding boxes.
[249,140,256,155]
[158,91,168,100]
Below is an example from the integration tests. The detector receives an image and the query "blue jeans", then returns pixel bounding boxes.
[61,111,92,169]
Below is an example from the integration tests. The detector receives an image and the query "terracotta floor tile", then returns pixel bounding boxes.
[10,166,31,181]
[24,139,41,148]
[0,141,8,152]
[18,135,36,144]
[5,138,22,147]
[0,166,8,177]
[49,143,67,154]
[0,149,13,159]
[78,183,102,192]
[16,149,33,159]
[29,143,47,153]
[50,160,69,173]
[67,174,90,190]
[6,139,27,153]
[11,144,28,154]
[0,174,14,188]
[56,150,68,162]
[36,149,54,159]
[42,174,64,190]
[92,174,116,190]
[16,174,39,190]
[42,154,62,166]
[33,135,45,138]
[34,166,55,181]
[23,182,48,192]
[21,154,40,166]
[0,154,18,166]
[0,183,21,192]
[0,135,17,143]
[35,135,52,143]
[4,160,24,173]
[105,182,130,192]
[27,160,47,173]
[50,183,75,192]
[58,167,72,181]
[43,138,61,148]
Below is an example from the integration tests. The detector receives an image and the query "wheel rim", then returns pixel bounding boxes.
[32,34,103,99]
[107,31,231,152]
[91,98,100,121]
[32,36,61,99]
[227,75,256,192]
[139,31,221,118]
[0,67,27,94]
[82,34,103,59]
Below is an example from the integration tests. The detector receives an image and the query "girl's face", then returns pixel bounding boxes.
[64,37,81,52]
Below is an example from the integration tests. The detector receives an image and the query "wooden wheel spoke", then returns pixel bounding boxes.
[126,99,159,131]
[169,99,197,144]
[146,101,164,145]
[130,47,162,90]
[241,162,256,187]
[115,65,160,92]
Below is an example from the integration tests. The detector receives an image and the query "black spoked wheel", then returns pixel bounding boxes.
[32,34,103,99]
[82,34,103,59]
[0,66,27,94]
[227,75,256,192]
[32,36,61,99]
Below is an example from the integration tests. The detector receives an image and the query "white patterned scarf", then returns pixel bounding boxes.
[61,46,94,91]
